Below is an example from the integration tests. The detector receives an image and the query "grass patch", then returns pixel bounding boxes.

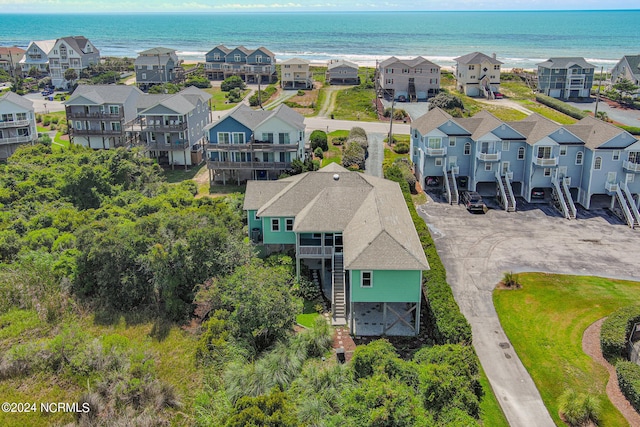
[494,273,640,426]
[163,162,205,183]
[333,87,377,121]
[322,130,347,167]
[296,300,321,328]
[519,100,578,124]
[203,87,248,111]
[207,184,246,198]
[500,80,535,100]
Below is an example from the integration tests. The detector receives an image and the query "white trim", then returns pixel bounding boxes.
[361,271,373,288]
[285,218,294,232]
[271,218,280,232]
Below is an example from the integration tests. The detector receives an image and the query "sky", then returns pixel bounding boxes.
[0,0,638,13]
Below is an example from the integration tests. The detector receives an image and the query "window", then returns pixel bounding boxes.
[435,158,443,167]
[576,151,583,165]
[485,163,492,171]
[428,137,441,148]
[256,55,262,63]
[271,218,280,232]
[261,133,274,143]
[213,53,220,61]
[361,271,373,288]
[449,137,456,147]
[470,76,476,80]
[502,141,510,151]
[544,168,551,177]
[110,122,121,131]
[218,132,230,144]
[518,146,525,160]
[560,146,567,156]
[386,78,394,84]
[464,142,471,155]
[627,174,635,183]
[17,128,29,136]
[234,54,241,62]
[279,133,290,144]
[285,218,294,232]
[232,132,245,144]
[16,113,26,121]
[494,65,500,70]
[402,68,409,73]
[468,65,475,70]
[594,156,602,170]
[109,105,119,115]
[613,150,620,161]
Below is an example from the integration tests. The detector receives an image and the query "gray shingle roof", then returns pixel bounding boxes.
[0,91,34,110]
[507,113,561,145]
[621,55,640,80]
[58,36,95,55]
[565,116,637,149]
[536,57,596,69]
[328,59,358,70]
[211,103,303,132]
[64,84,143,106]
[379,56,440,69]
[412,107,452,135]
[248,164,429,271]
[454,52,503,65]
[139,47,176,56]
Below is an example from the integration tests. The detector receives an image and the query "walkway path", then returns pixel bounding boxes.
[316,86,348,118]
[583,318,640,426]
[364,133,384,178]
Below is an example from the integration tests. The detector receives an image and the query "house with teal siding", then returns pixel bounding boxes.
[243,163,429,336]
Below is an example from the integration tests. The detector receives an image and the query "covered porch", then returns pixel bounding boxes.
[351,302,419,336]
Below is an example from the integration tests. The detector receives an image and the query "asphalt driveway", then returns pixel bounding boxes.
[419,195,640,427]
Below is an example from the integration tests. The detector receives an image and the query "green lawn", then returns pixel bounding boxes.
[204,87,249,112]
[518,101,578,124]
[322,130,348,167]
[296,300,322,328]
[332,87,378,121]
[163,162,205,183]
[494,273,640,426]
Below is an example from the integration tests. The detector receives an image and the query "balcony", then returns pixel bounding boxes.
[67,111,124,120]
[208,142,299,152]
[605,181,618,192]
[623,160,640,173]
[532,156,558,167]
[145,140,190,151]
[141,122,188,132]
[425,146,447,156]
[298,245,334,258]
[0,119,30,128]
[70,128,123,136]
[207,160,291,170]
[0,135,33,145]
[204,63,223,70]
[476,151,502,162]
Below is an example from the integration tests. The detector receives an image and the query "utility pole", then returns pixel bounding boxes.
[388,89,395,145]
[257,74,262,109]
[594,66,604,119]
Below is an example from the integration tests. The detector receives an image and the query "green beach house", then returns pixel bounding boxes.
[243,163,429,336]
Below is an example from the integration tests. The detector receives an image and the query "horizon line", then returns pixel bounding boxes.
[1,9,640,14]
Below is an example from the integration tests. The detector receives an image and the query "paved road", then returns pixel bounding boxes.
[419,196,640,427]
[304,117,410,135]
[566,99,640,127]
[23,92,66,113]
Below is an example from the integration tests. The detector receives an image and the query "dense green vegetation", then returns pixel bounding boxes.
[494,273,640,425]
[535,94,588,120]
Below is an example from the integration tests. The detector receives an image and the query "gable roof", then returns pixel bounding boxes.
[565,116,637,149]
[281,57,310,65]
[0,91,34,110]
[56,36,96,55]
[210,103,304,131]
[454,51,503,65]
[63,84,143,106]
[247,164,429,271]
[620,55,640,80]
[328,59,358,70]
[412,107,453,135]
[251,46,275,57]
[537,57,595,69]
[507,113,562,145]
[139,47,176,56]
[27,40,56,56]
[0,46,25,56]
[206,45,231,57]
[379,56,440,69]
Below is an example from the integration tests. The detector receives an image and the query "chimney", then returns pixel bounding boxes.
[492,53,497,60]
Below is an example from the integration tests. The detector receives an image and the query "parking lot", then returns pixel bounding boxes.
[419,193,640,427]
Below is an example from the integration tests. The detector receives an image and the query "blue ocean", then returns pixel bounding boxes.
[0,11,638,69]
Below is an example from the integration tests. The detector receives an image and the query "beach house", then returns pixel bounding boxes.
[377,56,440,102]
[536,57,595,100]
[132,86,211,168]
[454,52,503,98]
[611,55,640,98]
[244,163,429,335]
[19,40,56,78]
[205,103,305,184]
[0,47,25,77]
[326,59,359,85]
[64,84,143,149]
[280,58,313,89]
[48,36,100,89]
[134,47,180,90]
[204,45,276,84]
[0,92,37,160]
[411,108,640,225]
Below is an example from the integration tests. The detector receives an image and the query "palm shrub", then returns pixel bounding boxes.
[557,389,600,426]
[501,271,521,288]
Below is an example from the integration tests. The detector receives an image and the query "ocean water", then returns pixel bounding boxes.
[0,11,638,69]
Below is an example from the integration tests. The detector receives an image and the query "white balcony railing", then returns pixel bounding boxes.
[605,181,618,192]
[532,157,558,167]
[425,146,447,156]
[298,246,334,257]
[476,151,501,162]
[0,135,33,145]
[0,119,30,128]
[623,160,640,173]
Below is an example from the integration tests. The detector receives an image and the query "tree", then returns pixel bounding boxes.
[221,75,246,92]
[342,142,365,170]
[309,130,328,151]
[64,68,78,84]
[28,66,38,78]
[613,78,639,104]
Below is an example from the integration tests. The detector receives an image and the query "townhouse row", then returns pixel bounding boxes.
[411,107,640,227]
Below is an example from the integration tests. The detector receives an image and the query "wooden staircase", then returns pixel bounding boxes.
[332,252,347,325]
[616,183,640,229]
[408,80,417,102]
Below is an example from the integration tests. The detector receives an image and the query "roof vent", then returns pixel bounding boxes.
[333,174,340,181]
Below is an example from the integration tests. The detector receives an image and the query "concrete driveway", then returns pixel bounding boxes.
[419,195,640,427]
[566,98,640,127]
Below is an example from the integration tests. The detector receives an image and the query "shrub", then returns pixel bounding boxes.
[393,109,408,120]
[535,94,587,120]
[221,75,246,92]
[249,86,276,107]
[297,90,305,96]
[393,142,409,154]
[600,305,640,362]
[295,277,322,302]
[351,339,403,380]
[616,361,640,413]
[313,147,324,159]
[342,142,365,170]
[620,125,640,135]
[42,117,51,126]
[186,75,211,89]
[309,130,328,151]
[348,126,367,140]
[331,136,347,146]
[501,271,520,288]
[348,135,368,151]
[429,92,464,111]
[557,389,600,426]
[226,87,242,103]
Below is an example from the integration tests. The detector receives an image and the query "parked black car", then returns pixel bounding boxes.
[531,187,545,199]
[460,191,486,213]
